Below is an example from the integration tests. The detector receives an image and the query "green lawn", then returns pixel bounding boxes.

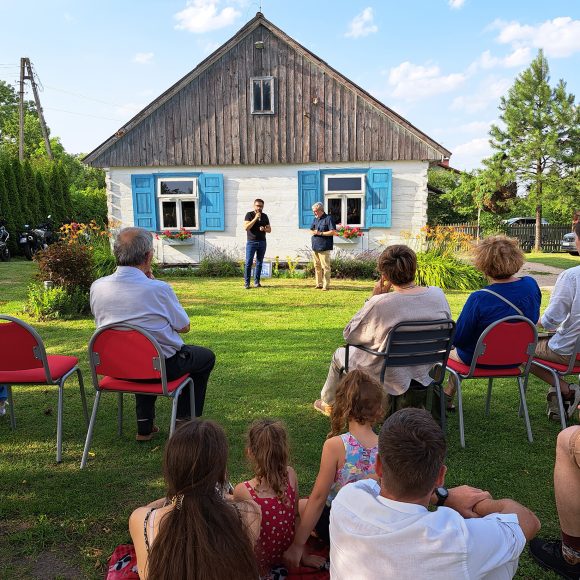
[526,251,580,270]
[0,261,570,578]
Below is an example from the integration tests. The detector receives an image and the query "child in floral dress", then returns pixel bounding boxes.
[283,370,386,568]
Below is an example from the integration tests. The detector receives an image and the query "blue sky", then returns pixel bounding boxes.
[0,0,578,170]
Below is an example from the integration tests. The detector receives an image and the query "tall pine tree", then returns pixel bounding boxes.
[48,163,66,226]
[23,160,40,226]
[57,162,71,223]
[490,50,579,250]
[35,170,51,220]
[0,169,17,254]
[11,158,32,226]
[1,158,23,231]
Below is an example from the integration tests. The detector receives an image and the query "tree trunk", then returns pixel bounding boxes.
[534,161,542,252]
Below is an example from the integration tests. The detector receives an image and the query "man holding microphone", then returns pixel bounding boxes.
[243,198,271,289]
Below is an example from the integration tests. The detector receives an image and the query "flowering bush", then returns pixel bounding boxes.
[336,224,363,240]
[157,228,193,241]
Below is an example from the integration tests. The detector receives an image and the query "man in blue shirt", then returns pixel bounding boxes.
[310,202,336,291]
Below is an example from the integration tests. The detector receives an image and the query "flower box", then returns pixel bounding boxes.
[334,237,359,244]
[162,238,195,246]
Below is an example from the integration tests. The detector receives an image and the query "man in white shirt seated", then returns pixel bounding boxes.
[329,408,540,579]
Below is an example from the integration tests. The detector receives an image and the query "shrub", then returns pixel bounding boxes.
[69,187,107,225]
[416,251,485,291]
[194,248,242,277]
[305,249,379,280]
[26,284,90,320]
[35,242,94,291]
[272,256,307,279]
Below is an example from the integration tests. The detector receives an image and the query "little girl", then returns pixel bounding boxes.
[234,419,303,578]
[283,370,386,568]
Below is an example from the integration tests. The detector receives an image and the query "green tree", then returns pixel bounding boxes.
[0,169,17,254]
[1,158,23,231]
[11,158,31,225]
[35,169,51,219]
[426,167,465,225]
[48,163,66,225]
[489,49,579,250]
[23,159,40,225]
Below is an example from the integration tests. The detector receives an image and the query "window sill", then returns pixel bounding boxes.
[161,238,195,246]
[334,237,360,244]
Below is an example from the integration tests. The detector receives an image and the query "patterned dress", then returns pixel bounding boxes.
[243,479,296,575]
[326,433,378,506]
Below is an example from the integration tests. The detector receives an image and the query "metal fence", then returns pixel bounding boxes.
[444,222,571,252]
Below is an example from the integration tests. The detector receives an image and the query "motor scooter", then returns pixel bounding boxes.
[0,220,10,261]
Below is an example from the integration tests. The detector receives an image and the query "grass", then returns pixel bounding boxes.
[0,260,571,578]
[526,251,580,270]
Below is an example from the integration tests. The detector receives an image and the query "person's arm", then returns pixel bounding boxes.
[260,215,271,234]
[431,485,492,518]
[452,292,480,349]
[473,497,540,540]
[283,437,342,568]
[233,482,253,503]
[372,274,392,296]
[161,285,190,333]
[244,212,259,231]
[541,271,573,330]
[177,322,190,334]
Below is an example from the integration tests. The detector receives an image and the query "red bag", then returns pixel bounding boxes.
[105,544,140,580]
[287,537,329,580]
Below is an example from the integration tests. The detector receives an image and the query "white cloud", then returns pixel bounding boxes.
[133,52,154,65]
[451,76,511,113]
[491,16,580,58]
[448,0,466,9]
[452,137,492,170]
[174,0,241,33]
[345,7,378,39]
[387,61,466,100]
[468,46,531,73]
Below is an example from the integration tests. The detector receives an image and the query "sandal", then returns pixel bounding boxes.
[313,399,332,416]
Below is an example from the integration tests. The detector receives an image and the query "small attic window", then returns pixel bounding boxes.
[251,77,275,114]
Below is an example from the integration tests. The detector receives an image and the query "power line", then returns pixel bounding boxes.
[42,84,125,108]
[44,106,123,122]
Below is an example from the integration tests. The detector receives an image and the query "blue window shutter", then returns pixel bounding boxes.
[297,170,321,229]
[366,169,392,228]
[131,174,157,231]
[199,173,224,231]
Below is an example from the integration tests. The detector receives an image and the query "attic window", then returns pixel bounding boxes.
[251,77,275,114]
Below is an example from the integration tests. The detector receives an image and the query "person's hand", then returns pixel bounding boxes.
[301,553,327,569]
[259,226,265,232]
[373,275,391,295]
[283,543,304,569]
[446,485,492,518]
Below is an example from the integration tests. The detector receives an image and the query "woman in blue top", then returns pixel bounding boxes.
[445,235,541,408]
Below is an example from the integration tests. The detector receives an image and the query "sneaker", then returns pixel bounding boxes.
[547,388,562,422]
[529,538,580,580]
[244,284,250,289]
[254,283,262,288]
[566,384,580,419]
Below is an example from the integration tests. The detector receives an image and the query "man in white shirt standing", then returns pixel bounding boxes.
[330,408,540,580]
[531,221,580,422]
[90,227,215,441]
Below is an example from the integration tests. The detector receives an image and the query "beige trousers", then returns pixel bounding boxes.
[313,250,331,289]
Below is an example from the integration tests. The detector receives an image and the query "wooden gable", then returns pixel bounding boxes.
[85,14,450,168]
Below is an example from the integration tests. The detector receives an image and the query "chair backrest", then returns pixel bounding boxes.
[0,315,52,380]
[88,324,168,393]
[379,319,456,384]
[562,334,580,374]
[470,316,537,373]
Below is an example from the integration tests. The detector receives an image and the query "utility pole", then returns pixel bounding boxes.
[18,57,53,160]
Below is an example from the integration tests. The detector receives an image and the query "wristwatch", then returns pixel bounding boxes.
[434,486,449,507]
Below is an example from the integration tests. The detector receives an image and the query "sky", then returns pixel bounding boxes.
[0,0,578,170]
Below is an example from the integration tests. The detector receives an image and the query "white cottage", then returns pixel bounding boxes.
[84,13,451,264]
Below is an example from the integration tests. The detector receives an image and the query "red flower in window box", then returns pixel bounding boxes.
[336,224,363,239]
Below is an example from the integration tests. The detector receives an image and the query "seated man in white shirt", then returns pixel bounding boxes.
[90,227,215,441]
[330,408,540,580]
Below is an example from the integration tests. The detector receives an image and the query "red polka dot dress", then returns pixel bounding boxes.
[243,480,296,574]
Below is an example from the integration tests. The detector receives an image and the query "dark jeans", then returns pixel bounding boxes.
[244,240,267,286]
[135,345,216,435]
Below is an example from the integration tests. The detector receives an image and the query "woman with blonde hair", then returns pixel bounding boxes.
[444,235,541,409]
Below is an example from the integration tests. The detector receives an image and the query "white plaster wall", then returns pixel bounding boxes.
[106,161,429,264]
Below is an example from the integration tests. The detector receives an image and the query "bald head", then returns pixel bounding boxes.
[113,227,154,267]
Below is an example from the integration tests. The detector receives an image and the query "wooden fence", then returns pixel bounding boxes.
[445,223,571,252]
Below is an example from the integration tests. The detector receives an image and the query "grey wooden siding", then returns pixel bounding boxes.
[86,20,449,168]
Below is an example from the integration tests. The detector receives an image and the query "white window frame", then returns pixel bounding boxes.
[324,173,365,227]
[157,177,199,231]
[250,76,275,114]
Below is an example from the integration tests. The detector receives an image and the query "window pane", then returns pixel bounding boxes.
[181,201,197,228]
[327,176,362,192]
[160,180,194,196]
[327,198,342,225]
[253,80,262,112]
[346,198,362,225]
[262,80,271,111]
[162,201,177,228]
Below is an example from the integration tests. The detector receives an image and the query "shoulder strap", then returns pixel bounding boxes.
[479,288,523,316]
[143,508,155,553]
[243,480,259,500]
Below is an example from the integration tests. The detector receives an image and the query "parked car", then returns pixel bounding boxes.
[502,217,550,226]
[561,232,578,255]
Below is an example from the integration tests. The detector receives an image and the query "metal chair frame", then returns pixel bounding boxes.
[80,323,194,469]
[0,314,89,463]
[531,333,580,430]
[345,319,456,430]
[445,316,538,448]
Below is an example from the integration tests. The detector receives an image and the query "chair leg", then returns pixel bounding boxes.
[485,378,493,417]
[77,368,89,427]
[169,395,179,437]
[7,385,15,430]
[455,376,465,449]
[517,376,533,443]
[117,393,123,437]
[80,391,101,469]
[56,380,64,463]
[189,379,196,418]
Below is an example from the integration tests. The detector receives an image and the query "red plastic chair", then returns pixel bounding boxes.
[531,334,580,430]
[445,316,538,448]
[0,315,88,463]
[80,324,194,469]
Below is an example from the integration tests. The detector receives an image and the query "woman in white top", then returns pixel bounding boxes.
[129,419,261,580]
[314,244,451,415]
